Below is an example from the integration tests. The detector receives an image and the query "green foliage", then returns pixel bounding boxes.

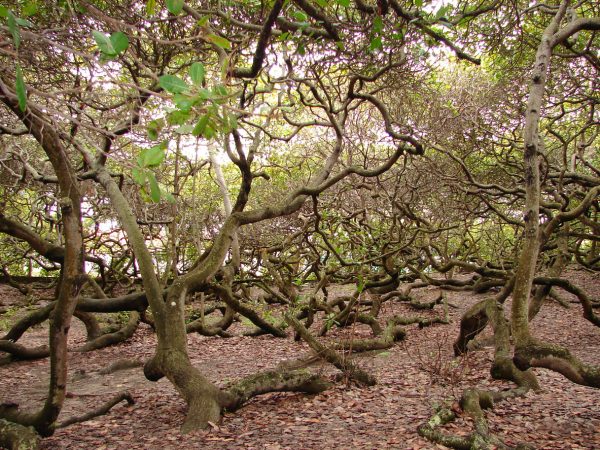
[146,0,156,15]
[131,142,175,204]
[146,118,164,141]
[206,34,231,50]
[324,312,340,331]
[189,62,206,85]
[369,36,382,52]
[165,0,184,15]
[159,74,189,94]
[7,10,21,49]
[15,64,27,112]
[138,144,166,168]
[92,30,129,59]
[2,7,33,111]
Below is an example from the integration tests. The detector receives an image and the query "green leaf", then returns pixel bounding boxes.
[0,6,8,18]
[357,276,365,293]
[206,34,231,50]
[203,123,215,139]
[218,113,230,133]
[228,113,238,130]
[192,115,210,137]
[146,0,156,15]
[189,62,206,85]
[92,30,115,56]
[166,109,189,125]
[166,0,184,15]
[110,31,129,54]
[173,93,194,111]
[369,36,383,52]
[7,11,20,49]
[336,0,350,6]
[162,190,176,204]
[292,11,308,22]
[147,128,158,141]
[414,0,423,7]
[147,173,161,202]
[214,85,228,96]
[435,5,451,19]
[197,88,214,100]
[196,15,209,27]
[15,64,27,112]
[15,17,33,27]
[146,119,163,141]
[315,0,328,6]
[175,124,194,134]
[373,16,383,34]
[132,167,147,185]
[139,144,166,167]
[159,74,188,94]
[22,2,38,16]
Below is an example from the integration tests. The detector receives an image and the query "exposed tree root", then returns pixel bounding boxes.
[73,311,102,341]
[532,277,600,327]
[408,292,447,310]
[332,318,406,353]
[417,406,471,449]
[392,314,450,329]
[285,314,376,385]
[223,369,332,411]
[0,419,39,450]
[57,392,134,429]
[98,358,144,375]
[76,312,140,352]
[2,303,54,342]
[421,300,538,449]
[454,279,515,356]
[514,340,600,388]
[186,304,235,337]
[186,319,234,337]
[0,340,49,360]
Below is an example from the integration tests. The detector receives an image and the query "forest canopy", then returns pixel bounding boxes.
[0,0,599,448]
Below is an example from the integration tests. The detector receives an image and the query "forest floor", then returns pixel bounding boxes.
[1,269,599,450]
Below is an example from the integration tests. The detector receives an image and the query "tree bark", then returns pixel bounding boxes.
[511,1,568,347]
[0,78,85,437]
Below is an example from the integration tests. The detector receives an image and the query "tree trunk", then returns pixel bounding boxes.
[511,1,568,348]
[0,79,85,437]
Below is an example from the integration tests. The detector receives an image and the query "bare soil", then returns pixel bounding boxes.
[1,269,599,450]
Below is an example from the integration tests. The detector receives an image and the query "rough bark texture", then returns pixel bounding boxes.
[510,4,566,346]
[0,77,85,436]
[0,341,50,361]
[286,314,376,385]
[224,369,332,411]
[0,419,39,450]
[57,392,134,429]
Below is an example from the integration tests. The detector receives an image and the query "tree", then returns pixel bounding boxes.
[0,0,598,448]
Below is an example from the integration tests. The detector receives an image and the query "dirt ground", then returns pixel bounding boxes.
[1,269,599,450]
